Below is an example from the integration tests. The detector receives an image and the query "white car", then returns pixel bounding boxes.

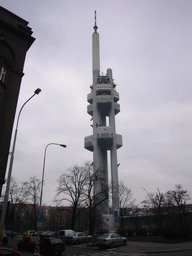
[65,232,92,244]
[96,233,127,248]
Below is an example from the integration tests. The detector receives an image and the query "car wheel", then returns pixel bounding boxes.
[123,240,127,245]
[31,245,35,252]
[18,246,22,251]
[110,242,114,248]
[75,239,79,244]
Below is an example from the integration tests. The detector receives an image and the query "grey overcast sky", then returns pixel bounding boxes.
[1,0,192,206]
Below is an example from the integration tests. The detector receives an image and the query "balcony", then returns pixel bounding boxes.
[97,95,112,110]
[87,92,93,103]
[85,130,122,151]
[97,126,113,149]
[88,89,119,104]
[114,90,119,102]
[96,84,111,93]
[114,103,120,114]
[87,104,93,116]
[96,126,113,136]
[116,134,123,149]
[84,135,93,151]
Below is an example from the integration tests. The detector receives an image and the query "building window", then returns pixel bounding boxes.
[0,66,6,82]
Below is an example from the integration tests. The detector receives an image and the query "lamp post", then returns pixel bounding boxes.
[34,143,66,256]
[39,143,67,217]
[0,88,41,235]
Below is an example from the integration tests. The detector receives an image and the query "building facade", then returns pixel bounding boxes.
[0,7,35,193]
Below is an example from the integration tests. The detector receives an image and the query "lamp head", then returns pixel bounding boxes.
[34,88,41,95]
[60,144,67,148]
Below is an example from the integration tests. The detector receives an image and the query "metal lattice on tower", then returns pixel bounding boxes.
[84,11,122,225]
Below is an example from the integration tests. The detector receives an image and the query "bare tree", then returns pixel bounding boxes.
[83,162,108,235]
[119,181,135,214]
[142,188,164,211]
[163,185,191,238]
[1,177,28,233]
[165,184,190,220]
[55,162,109,233]
[142,185,191,237]
[7,178,27,205]
[56,165,87,230]
[24,176,41,230]
[142,188,165,231]
[119,181,135,227]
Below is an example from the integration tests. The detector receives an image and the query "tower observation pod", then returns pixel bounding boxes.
[84,12,122,227]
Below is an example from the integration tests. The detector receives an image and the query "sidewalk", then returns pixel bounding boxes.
[116,240,192,254]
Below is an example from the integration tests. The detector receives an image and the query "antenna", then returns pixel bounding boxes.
[95,10,97,27]
[93,10,98,32]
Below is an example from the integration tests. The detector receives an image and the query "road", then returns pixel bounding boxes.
[146,252,192,256]
[63,245,192,256]
[5,236,192,256]
[64,244,192,256]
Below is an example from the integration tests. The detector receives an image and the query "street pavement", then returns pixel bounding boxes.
[5,235,192,255]
[117,240,192,254]
[79,239,192,254]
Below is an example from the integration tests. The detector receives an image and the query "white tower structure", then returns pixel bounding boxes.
[84,12,122,224]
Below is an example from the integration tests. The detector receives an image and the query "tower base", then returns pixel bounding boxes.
[102,214,119,232]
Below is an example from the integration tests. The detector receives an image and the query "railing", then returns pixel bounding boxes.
[96,84,111,91]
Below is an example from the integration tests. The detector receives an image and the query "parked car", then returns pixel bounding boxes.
[4,230,18,237]
[39,231,51,237]
[59,229,74,241]
[40,236,65,255]
[23,230,36,236]
[65,232,92,245]
[0,248,25,256]
[40,231,59,237]
[96,233,127,248]
[17,236,38,252]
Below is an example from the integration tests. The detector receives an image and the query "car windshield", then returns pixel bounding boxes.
[100,233,110,238]
[51,238,63,244]
[68,232,76,237]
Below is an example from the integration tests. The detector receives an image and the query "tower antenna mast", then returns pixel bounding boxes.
[94,10,98,32]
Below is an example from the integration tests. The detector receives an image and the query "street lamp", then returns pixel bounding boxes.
[0,88,41,233]
[39,143,67,215]
[34,143,66,255]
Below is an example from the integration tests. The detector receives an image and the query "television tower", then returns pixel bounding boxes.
[84,12,122,223]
